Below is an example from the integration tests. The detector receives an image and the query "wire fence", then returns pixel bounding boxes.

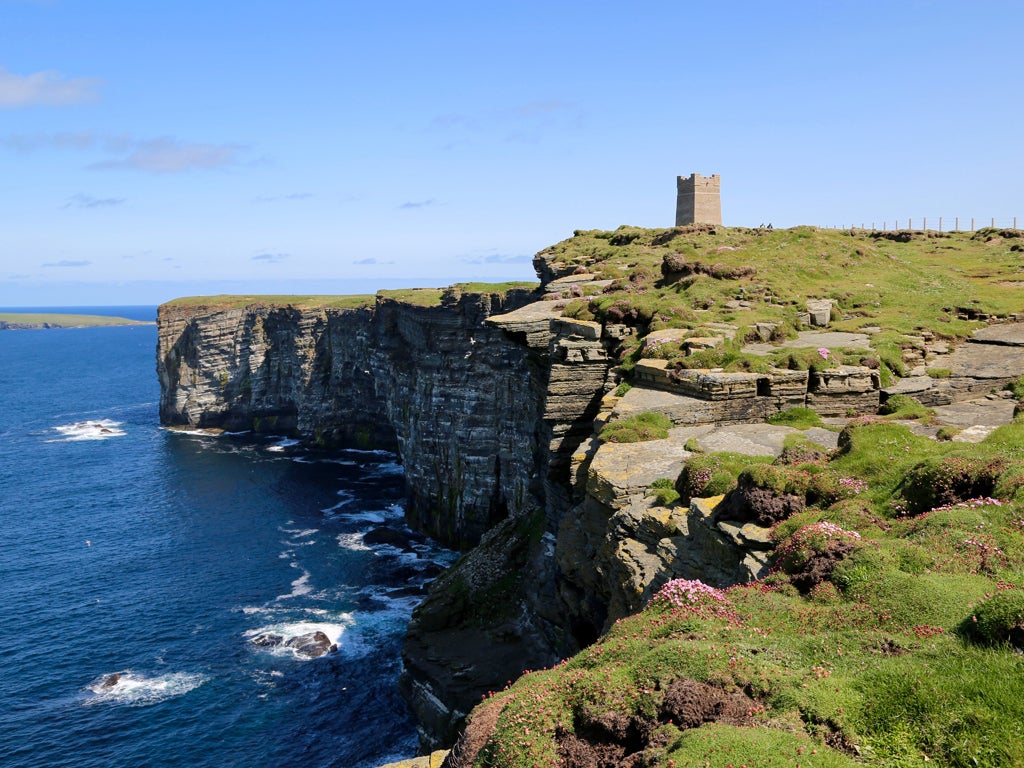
[822,217,1020,233]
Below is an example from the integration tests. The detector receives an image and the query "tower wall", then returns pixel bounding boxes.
[675,173,721,226]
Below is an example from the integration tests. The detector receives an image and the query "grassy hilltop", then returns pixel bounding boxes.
[446,226,1024,768]
[541,224,1021,375]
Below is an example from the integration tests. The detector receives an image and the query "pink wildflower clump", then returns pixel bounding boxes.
[774,522,862,566]
[653,579,727,608]
[931,497,1004,513]
[838,476,868,495]
[817,347,831,361]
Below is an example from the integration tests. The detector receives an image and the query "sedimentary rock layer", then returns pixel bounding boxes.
[157,289,552,548]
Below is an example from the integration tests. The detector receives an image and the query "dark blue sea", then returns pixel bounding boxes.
[0,309,450,768]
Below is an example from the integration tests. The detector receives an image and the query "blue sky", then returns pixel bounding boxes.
[2,0,1022,306]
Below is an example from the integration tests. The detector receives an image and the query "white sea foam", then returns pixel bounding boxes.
[275,567,313,600]
[322,491,356,514]
[340,448,396,458]
[83,671,207,706]
[337,532,372,552]
[343,511,386,525]
[365,461,403,477]
[163,426,223,438]
[245,620,348,660]
[50,419,126,442]
[280,527,318,537]
[267,438,301,452]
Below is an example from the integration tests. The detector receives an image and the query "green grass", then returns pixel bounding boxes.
[452,281,539,293]
[464,419,1024,767]
[0,312,150,328]
[540,225,1023,387]
[599,412,674,443]
[162,282,539,312]
[766,406,826,429]
[162,294,375,310]
[879,393,933,421]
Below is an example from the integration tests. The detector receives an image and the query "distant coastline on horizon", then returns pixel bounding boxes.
[0,311,155,330]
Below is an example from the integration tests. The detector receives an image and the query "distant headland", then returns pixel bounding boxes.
[0,312,154,330]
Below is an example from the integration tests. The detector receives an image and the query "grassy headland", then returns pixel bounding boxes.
[163,282,540,312]
[446,226,1024,767]
[541,225,1021,381]
[0,312,152,329]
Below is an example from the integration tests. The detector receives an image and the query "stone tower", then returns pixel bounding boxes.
[675,173,721,226]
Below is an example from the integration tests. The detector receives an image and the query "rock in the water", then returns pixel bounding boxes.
[285,630,337,658]
[363,526,415,550]
[250,632,284,648]
[101,673,122,689]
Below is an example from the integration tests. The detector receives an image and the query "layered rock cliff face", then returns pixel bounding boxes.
[157,283,629,748]
[157,288,553,548]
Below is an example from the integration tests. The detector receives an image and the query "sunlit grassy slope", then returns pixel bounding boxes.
[467,420,1024,768]
[544,225,1021,337]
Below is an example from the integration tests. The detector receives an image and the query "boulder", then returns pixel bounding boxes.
[364,526,416,551]
[285,630,337,658]
[101,673,122,689]
[250,632,284,647]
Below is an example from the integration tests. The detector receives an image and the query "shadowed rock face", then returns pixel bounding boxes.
[157,289,553,549]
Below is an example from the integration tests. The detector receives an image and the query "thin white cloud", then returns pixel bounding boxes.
[0,66,102,108]
[41,259,91,268]
[427,100,586,145]
[253,192,314,202]
[63,193,125,209]
[89,137,243,173]
[1,132,244,173]
[252,252,289,264]
[1,131,98,151]
[460,252,533,265]
[399,199,435,210]
[353,257,395,265]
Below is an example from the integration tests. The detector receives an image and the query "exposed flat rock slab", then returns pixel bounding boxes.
[743,330,872,356]
[376,750,449,768]
[943,340,1024,379]
[882,376,935,397]
[890,420,942,439]
[803,426,842,449]
[613,385,705,420]
[587,435,692,504]
[545,274,615,291]
[486,300,563,330]
[952,425,1000,443]
[970,323,1024,346]
[689,423,837,456]
[932,397,1017,428]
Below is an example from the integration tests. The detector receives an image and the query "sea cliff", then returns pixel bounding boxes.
[158,225,1024,763]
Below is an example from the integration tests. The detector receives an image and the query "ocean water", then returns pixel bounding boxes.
[0,315,450,768]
